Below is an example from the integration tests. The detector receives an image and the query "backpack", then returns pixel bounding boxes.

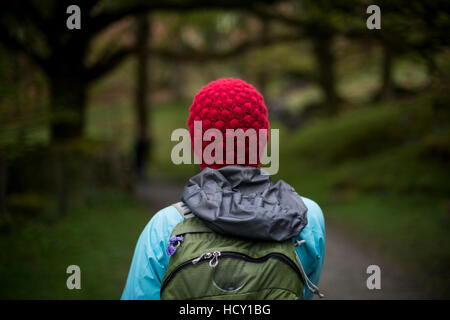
[160,202,308,300]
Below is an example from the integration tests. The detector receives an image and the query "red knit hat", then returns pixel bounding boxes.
[187,78,269,169]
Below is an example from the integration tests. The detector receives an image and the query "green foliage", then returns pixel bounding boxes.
[149,102,198,180]
[6,192,48,217]
[273,90,450,287]
[0,189,150,299]
[419,129,450,164]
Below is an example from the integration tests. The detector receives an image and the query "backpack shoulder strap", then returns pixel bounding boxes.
[171,202,212,235]
[172,201,195,219]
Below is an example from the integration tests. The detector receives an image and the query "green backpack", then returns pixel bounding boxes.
[160,202,309,300]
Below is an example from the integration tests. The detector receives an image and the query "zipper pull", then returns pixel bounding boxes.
[209,251,221,268]
[166,235,184,257]
[192,252,212,264]
[191,251,221,266]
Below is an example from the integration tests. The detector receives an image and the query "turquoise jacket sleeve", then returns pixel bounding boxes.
[293,197,326,300]
[121,198,325,300]
[121,206,182,300]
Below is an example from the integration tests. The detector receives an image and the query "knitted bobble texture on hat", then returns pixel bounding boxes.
[187,78,269,169]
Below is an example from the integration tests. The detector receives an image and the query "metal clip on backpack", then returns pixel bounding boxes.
[160,202,321,300]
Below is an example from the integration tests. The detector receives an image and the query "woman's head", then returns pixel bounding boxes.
[187,78,269,169]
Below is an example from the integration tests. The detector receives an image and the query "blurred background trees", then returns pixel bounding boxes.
[0,0,449,298]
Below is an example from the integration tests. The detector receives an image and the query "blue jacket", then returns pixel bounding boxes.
[121,167,325,300]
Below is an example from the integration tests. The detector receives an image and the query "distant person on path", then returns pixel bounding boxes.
[134,128,149,181]
[121,78,325,300]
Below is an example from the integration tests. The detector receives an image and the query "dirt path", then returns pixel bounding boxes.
[136,177,436,300]
[317,225,434,299]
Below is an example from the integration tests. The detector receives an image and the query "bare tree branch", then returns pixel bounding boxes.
[87,30,302,81]
[150,32,303,62]
[0,1,51,69]
[86,46,135,81]
[0,27,49,71]
[88,0,277,36]
[23,0,50,33]
[247,5,306,28]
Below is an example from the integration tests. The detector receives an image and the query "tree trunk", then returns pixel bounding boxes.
[312,35,341,115]
[52,149,68,217]
[379,41,394,100]
[173,61,186,101]
[134,14,151,180]
[49,72,87,142]
[47,54,87,216]
[255,21,270,97]
[0,153,6,216]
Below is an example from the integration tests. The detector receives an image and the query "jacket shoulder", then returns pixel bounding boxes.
[301,197,325,233]
[145,205,184,242]
[150,204,184,226]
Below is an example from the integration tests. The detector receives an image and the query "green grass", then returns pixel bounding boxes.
[273,91,450,285]
[324,194,449,271]
[0,189,151,299]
